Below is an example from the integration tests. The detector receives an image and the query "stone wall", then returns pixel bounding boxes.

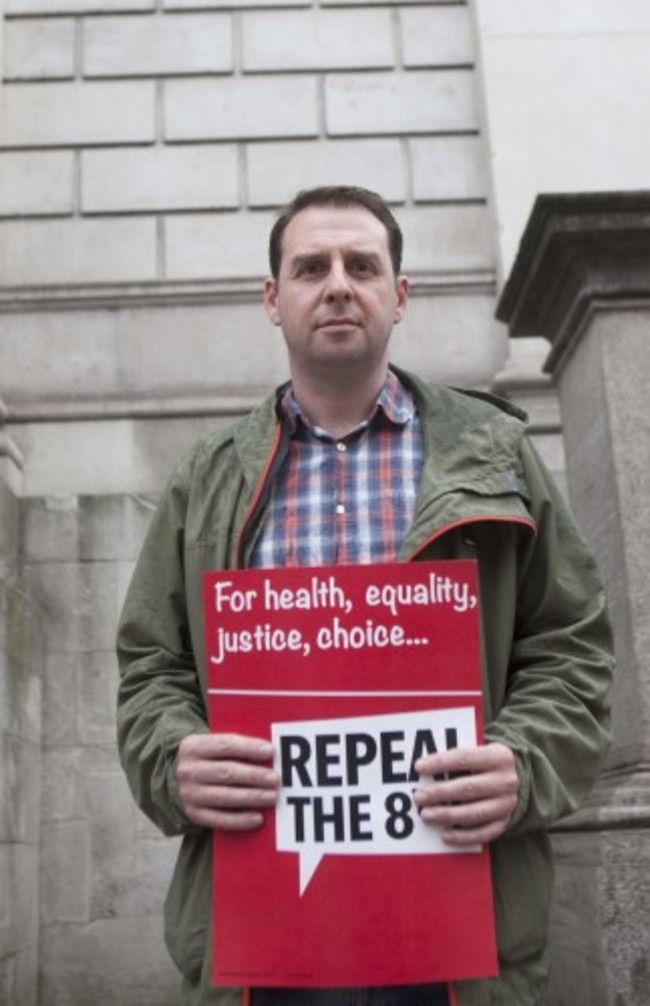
[0,0,506,499]
[0,468,42,1006]
[23,494,181,1006]
[0,0,489,287]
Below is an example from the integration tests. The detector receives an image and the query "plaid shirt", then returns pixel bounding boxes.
[249,371,424,569]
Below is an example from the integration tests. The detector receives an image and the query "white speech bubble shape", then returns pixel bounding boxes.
[297,844,323,896]
[272,707,478,897]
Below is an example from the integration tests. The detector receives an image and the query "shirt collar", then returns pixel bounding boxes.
[278,369,416,439]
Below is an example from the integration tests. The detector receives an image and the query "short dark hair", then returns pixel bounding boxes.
[268,186,403,280]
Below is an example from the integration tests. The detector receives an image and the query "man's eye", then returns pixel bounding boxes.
[351,260,373,275]
[300,261,325,276]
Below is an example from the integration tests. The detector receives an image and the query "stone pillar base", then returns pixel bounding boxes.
[548,774,650,1005]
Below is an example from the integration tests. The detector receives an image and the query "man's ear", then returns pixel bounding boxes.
[393,274,409,324]
[264,277,282,327]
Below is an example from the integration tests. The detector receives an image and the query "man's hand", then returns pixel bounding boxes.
[175,733,279,832]
[412,742,519,846]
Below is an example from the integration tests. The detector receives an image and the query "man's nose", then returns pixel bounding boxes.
[324,261,353,300]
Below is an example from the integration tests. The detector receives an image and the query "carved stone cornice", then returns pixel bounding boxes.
[496,191,650,374]
[0,271,496,315]
[0,396,24,493]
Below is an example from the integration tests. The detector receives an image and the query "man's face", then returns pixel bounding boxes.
[264,205,408,385]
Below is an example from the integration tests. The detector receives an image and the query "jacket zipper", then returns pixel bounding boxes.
[235,419,286,569]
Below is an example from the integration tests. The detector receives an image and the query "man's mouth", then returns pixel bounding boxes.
[318,317,360,329]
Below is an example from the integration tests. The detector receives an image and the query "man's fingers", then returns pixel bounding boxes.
[417,794,515,828]
[414,741,515,779]
[175,731,280,831]
[179,732,274,763]
[187,783,279,811]
[178,757,279,789]
[412,741,519,844]
[188,808,267,832]
[413,767,518,808]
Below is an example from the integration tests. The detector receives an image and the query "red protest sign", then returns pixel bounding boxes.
[203,560,497,989]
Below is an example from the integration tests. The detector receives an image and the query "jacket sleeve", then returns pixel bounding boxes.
[116,462,208,836]
[485,436,614,834]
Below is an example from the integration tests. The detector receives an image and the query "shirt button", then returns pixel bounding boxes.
[336,442,347,453]
[335,504,345,515]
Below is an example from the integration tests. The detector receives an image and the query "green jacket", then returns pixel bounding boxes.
[117,369,613,1006]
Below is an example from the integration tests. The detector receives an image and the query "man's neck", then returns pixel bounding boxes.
[290,366,389,438]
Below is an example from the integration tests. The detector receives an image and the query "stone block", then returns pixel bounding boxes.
[7,0,153,10]
[2,19,76,80]
[5,580,43,690]
[241,8,393,71]
[3,592,42,741]
[85,770,180,919]
[0,151,75,217]
[0,81,156,148]
[401,5,475,67]
[40,917,180,1006]
[0,480,20,576]
[42,653,81,748]
[166,0,307,7]
[84,13,232,77]
[0,947,38,1006]
[78,650,120,745]
[0,651,9,734]
[165,209,275,279]
[85,562,135,653]
[84,771,136,863]
[91,834,179,920]
[24,561,92,655]
[10,419,166,495]
[79,496,156,562]
[23,496,81,564]
[388,289,503,388]
[41,748,87,823]
[0,733,40,842]
[0,958,15,1006]
[0,845,12,941]
[0,300,281,403]
[9,417,226,497]
[548,825,650,1006]
[247,138,407,206]
[82,144,239,213]
[411,136,487,201]
[0,843,39,958]
[164,76,318,141]
[323,0,451,4]
[41,821,91,923]
[0,218,158,287]
[325,69,479,135]
[396,204,494,273]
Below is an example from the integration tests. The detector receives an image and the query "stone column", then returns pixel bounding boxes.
[497,192,650,1006]
[1,396,42,1006]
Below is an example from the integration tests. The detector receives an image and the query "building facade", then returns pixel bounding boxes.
[1,2,649,1002]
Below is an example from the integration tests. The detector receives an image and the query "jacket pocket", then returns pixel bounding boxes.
[164,831,212,982]
[491,831,553,966]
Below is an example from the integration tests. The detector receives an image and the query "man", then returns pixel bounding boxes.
[117,186,613,1006]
